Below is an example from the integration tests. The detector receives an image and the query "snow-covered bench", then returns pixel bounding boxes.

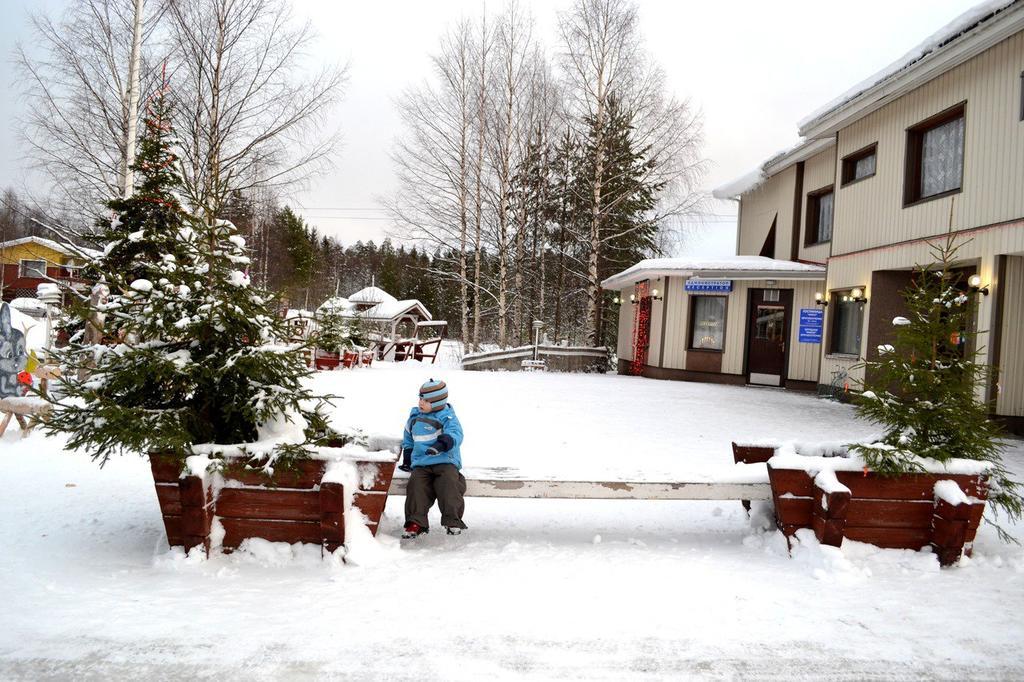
[388,467,771,501]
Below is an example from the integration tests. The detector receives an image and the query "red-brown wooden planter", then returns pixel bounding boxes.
[149,452,397,555]
[314,351,341,370]
[767,462,989,566]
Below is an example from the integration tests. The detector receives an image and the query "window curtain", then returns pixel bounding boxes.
[921,117,965,197]
[691,296,726,350]
[817,192,834,242]
[833,299,862,355]
[854,154,875,180]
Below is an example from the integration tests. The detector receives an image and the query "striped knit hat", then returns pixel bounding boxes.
[419,378,448,411]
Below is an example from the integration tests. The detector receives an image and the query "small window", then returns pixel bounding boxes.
[841,144,877,186]
[689,296,726,351]
[904,102,965,206]
[829,291,864,356]
[19,259,47,278]
[805,186,833,245]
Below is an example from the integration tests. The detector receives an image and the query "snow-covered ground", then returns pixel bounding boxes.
[3,364,1023,679]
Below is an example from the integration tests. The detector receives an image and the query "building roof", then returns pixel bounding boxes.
[712,138,835,200]
[798,0,1023,137]
[0,235,100,261]
[356,299,432,322]
[601,256,826,290]
[348,286,398,306]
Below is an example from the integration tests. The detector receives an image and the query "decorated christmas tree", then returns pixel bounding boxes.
[851,235,1021,530]
[45,82,332,466]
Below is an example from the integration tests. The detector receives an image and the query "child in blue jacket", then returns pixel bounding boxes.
[400,378,467,538]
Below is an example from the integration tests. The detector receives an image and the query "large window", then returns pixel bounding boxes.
[806,186,833,245]
[19,259,46,278]
[841,144,877,186]
[830,291,864,356]
[689,296,726,351]
[904,103,965,205]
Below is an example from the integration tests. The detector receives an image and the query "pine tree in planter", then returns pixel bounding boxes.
[44,84,331,467]
[851,235,1021,532]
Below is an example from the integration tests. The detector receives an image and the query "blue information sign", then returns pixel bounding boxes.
[684,278,733,294]
[798,308,824,343]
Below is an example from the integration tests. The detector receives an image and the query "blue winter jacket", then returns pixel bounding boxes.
[401,403,464,469]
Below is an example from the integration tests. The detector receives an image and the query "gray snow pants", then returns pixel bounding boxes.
[404,463,468,530]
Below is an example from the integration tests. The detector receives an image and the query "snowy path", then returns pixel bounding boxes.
[2,366,1023,680]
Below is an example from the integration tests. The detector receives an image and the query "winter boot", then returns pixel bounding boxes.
[445,526,463,536]
[402,522,428,539]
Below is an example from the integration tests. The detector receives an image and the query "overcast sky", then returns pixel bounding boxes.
[0,0,984,257]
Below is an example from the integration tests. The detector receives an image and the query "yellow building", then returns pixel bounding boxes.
[0,236,94,303]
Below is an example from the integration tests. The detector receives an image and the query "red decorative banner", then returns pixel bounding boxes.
[630,282,651,376]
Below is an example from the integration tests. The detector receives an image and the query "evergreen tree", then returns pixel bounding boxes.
[45,85,331,466]
[851,236,1021,532]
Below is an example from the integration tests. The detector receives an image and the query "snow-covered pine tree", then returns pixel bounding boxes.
[45,83,331,466]
[851,235,1021,530]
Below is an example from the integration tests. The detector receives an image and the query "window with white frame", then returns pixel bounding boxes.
[19,259,47,278]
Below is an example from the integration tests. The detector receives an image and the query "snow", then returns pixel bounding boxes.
[348,285,397,305]
[798,0,1017,131]
[5,304,47,352]
[935,479,972,506]
[2,365,1023,677]
[129,278,153,293]
[603,256,825,290]
[9,297,47,316]
[711,166,765,199]
[813,468,851,496]
[0,235,101,260]
[227,270,250,288]
[893,316,912,326]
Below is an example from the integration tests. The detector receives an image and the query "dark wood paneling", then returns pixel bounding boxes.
[353,492,388,525]
[791,162,804,261]
[767,468,815,497]
[845,499,934,529]
[220,517,324,548]
[685,349,723,373]
[216,488,321,522]
[149,454,183,483]
[731,443,775,464]
[775,496,813,526]
[221,459,326,489]
[843,526,932,549]
[834,472,986,500]
[154,483,182,515]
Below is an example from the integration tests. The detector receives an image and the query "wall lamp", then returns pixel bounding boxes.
[850,287,868,305]
[612,294,621,304]
[968,274,989,296]
[650,287,663,301]
[629,293,638,305]
[814,292,829,307]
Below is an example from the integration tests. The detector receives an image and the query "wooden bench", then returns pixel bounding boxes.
[388,466,771,501]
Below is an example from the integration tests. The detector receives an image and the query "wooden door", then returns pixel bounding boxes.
[746,289,793,386]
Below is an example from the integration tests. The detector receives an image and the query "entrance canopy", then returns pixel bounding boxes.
[602,256,825,290]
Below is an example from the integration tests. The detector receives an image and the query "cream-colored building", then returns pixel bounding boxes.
[605,0,1024,433]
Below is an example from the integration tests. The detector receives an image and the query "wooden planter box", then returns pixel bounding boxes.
[149,451,398,555]
[767,461,989,566]
[314,351,341,370]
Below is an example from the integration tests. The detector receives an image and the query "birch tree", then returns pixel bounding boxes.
[559,0,705,345]
[16,0,166,218]
[165,0,346,221]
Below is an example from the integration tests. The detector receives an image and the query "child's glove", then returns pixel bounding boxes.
[426,434,455,456]
[398,448,412,472]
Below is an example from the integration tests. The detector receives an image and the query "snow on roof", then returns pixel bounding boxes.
[348,286,398,305]
[602,256,826,290]
[356,299,432,322]
[712,138,835,200]
[711,167,766,201]
[798,0,1020,133]
[284,309,315,320]
[316,296,353,314]
[0,235,100,261]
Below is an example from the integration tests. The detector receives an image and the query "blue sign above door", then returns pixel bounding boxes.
[684,278,732,294]
[798,308,824,343]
